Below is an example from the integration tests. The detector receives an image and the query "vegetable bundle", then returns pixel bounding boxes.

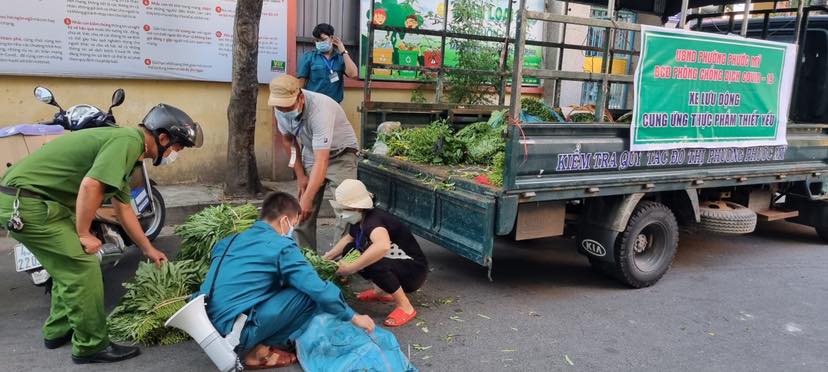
[455,121,505,165]
[175,204,259,267]
[109,260,207,345]
[386,120,465,165]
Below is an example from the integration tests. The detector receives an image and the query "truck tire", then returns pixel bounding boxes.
[698,201,757,234]
[611,201,679,288]
[816,226,828,243]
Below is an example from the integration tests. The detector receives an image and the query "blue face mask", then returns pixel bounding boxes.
[316,40,332,53]
[281,217,295,238]
[276,109,302,133]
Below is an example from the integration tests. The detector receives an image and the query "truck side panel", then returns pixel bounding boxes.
[359,160,496,266]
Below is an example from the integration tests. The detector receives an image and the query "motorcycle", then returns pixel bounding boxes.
[9,86,166,287]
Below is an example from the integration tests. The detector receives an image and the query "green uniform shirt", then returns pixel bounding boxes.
[1,127,145,209]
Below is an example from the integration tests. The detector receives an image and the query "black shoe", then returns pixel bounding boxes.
[44,332,73,349]
[71,343,141,364]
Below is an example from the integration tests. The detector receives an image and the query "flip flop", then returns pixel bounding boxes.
[244,347,297,369]
[383,307,417,327]
[356,289,394,303]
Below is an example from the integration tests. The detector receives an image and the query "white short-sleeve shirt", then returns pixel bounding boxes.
[276,90,358,168]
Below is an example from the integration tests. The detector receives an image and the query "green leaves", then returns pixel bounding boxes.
[301,246,340,282]
[108,260,204,345]
[455,121,505,165]
[175,204,258,267]
[386,120,464,165]
[521,98,561,122]
[340,249,362,265]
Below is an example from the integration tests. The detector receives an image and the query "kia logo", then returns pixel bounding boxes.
[581,239,606,257]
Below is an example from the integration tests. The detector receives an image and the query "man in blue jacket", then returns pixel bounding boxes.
[195,192,374,369]
[297,23,358,103]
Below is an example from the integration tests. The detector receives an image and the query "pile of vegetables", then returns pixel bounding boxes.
[381,97,629,187]
[109,204,354,346]
[384,109,508,186]
[385,119,465,165]
[455,121,505,164]
[521,98,565,123]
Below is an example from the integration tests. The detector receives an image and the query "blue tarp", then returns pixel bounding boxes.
[295,313,418,372]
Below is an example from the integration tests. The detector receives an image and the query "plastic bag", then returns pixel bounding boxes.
[295,313,418,372]
[372,121,401,155]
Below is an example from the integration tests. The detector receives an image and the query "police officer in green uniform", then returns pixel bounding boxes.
[0,104,203,364]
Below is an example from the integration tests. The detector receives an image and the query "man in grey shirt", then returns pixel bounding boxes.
[269,75,359,250]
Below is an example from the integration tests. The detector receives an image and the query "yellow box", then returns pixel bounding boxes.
[583,56,628,75]
[373,48,393,65]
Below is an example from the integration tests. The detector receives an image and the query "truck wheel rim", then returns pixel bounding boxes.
[633,223,667,272]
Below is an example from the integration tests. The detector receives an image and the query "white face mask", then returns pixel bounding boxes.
[160,150,178,166]
[339,210,363,225]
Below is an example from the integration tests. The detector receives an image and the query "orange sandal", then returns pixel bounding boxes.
[356,289,394,303]
[383,307,417,327]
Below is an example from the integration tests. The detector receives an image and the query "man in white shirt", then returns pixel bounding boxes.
[269,75,359,251]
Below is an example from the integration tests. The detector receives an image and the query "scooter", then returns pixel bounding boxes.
[8,86,166,287]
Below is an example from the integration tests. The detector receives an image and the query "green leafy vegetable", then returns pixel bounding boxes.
[301,246,340,282]
[455,122,505,164]
[487,152,506,187]
[108,260,206,345]
[521,98,557,122]
[386,120,465,165]
[175,204,258,266]
[340,249,361,265]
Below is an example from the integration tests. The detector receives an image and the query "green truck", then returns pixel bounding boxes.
[357,2,828,288]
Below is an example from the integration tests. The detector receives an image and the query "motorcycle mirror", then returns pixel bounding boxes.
[33,86,59,108]
[110,89,125,110]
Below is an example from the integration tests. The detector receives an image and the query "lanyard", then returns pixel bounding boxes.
[355,227,365,250]
[292,120,305,138]
[320,54,336,73]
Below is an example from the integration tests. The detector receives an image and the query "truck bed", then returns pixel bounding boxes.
[359,121,828,269]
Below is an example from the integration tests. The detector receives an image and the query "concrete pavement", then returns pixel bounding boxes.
[2,218,828,371]
[158,182,337,226]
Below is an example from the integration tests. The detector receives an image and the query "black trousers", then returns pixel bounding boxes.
[359,257,427,294]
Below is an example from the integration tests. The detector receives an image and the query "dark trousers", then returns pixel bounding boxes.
[359,258,427,295]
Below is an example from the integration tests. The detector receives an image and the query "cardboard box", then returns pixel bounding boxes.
[0,132,66,175]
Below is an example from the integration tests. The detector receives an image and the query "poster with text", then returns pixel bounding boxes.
[358,0,543,85]
[0,0,288,84]
[631,26,796,151]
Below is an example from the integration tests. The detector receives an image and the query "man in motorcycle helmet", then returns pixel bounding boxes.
[0,104,203,364]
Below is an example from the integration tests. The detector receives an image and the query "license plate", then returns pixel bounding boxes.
[14,243,43,272]
[130,187,150,214]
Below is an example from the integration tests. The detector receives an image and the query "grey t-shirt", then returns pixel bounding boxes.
[276,89,358,168]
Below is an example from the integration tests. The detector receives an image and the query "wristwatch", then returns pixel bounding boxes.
[342,50,350,55]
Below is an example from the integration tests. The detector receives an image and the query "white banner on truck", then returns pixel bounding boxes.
[0,0,287,84]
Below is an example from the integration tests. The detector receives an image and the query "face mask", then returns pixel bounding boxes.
[276,108,302,130]
[339,210,363,225]
[281,217,295,238]
[160,150,178,166]
[316,40,332,53]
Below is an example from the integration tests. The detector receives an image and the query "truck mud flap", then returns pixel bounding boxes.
[359,164,496,266]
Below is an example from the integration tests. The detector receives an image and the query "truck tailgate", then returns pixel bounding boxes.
[359,157,496,267]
